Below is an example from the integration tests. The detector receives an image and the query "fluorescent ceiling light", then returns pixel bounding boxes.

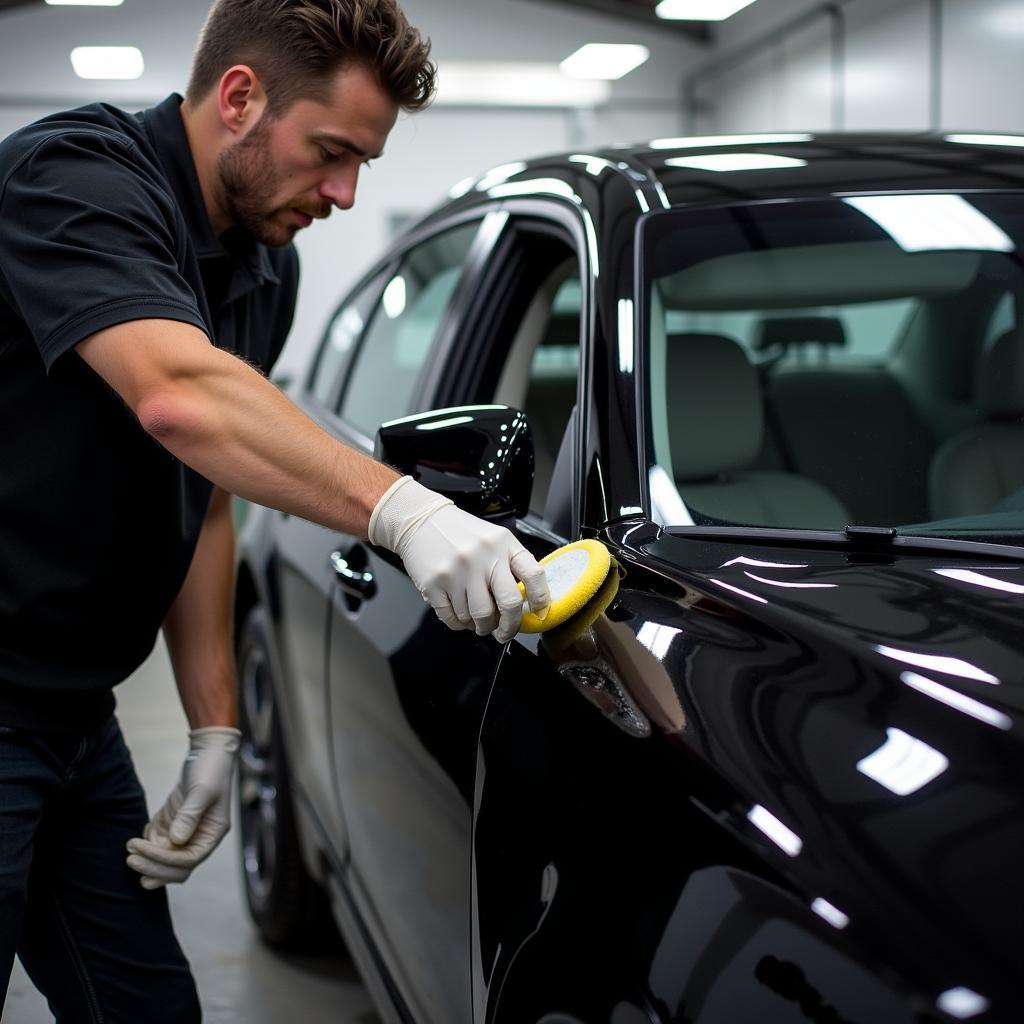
[666,153,807,172]
[845,195,1014,253]
[560,44,649,81]
[856,727,948,796]
[436,62,609,108]
[48,0,123,5]
[657,0,758,20]
[651,133,812,149]
[70,46,143,80]
[946,133,1024,148]
[747,804,802,857]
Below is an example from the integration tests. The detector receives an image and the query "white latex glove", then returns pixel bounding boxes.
[125,726,241,890]
[370,476,551,643]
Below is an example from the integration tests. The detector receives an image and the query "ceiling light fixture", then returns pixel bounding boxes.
[47,0,124,6]
[656,0,758,21]
[560,44,650,81]
[70,46,144,80]
[435,63,609,108]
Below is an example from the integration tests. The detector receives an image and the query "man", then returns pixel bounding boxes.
[0,0,550,1018]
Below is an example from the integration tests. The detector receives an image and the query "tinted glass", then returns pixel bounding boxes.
[643,194,1024,543]
[309,271,386,406]
[339,220,480,437]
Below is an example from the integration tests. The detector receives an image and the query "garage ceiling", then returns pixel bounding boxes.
[539,0,710,41]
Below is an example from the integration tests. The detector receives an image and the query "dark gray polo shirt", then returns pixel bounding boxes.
[0,93,300,730]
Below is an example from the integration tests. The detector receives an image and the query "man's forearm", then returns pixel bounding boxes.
[78,319,400,536]
[163,486,237,729]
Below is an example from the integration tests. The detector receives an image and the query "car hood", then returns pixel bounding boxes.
[603,533,1024,1012]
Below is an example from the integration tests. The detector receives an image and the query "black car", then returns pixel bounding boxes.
[232,133,1024,1024]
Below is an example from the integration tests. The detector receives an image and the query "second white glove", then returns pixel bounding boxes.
[370,476,551,643]
[125,726,240,890]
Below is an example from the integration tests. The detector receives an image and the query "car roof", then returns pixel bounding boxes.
[432,133,1024,224]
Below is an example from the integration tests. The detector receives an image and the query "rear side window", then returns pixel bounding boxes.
[309,271,387,406]
[338,220,481,438]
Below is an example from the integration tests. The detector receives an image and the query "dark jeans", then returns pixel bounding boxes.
[0,715,201,1023]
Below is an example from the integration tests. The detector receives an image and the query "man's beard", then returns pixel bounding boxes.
[217,115,294,248]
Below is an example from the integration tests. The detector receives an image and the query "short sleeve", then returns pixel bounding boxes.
[267,245,300,373]
[0,129,209,372]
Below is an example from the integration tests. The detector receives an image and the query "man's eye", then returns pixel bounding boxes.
[319,147,339,163]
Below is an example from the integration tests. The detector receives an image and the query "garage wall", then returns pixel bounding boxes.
[0,0,698,375]
[691,0,1024,135]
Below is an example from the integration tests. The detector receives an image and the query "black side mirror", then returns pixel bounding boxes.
[374,405,534,520]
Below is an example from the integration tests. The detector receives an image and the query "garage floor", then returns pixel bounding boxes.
[1,639,380,1024]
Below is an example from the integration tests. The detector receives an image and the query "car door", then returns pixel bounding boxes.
[324,212,508,1024]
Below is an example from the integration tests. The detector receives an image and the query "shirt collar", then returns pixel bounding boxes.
[140,93,280,287]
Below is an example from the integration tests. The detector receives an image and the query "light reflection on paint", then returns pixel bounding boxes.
[874,645,1000,685]
[901,672,1011,731]
[618,298,634,374]
[811,898,850,930]
[856,727,948,796]
[935,567,1024,595]
[637,622,682,661]
[747,805,803,857]
[382,275,407,319]
[721,555,807,569]
[709,579,768,605]
[937,987,990,1019]
[743,571,837,590]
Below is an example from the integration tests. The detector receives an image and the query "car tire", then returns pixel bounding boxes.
[236,604,337,951]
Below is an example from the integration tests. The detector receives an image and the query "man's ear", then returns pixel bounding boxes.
[216,65,268,136]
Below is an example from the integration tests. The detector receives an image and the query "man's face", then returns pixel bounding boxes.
[217,63,399,247]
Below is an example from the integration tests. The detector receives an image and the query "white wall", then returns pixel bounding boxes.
[692,0,1024,136]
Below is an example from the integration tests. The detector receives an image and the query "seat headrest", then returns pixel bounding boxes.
[977,328,1024,416]
[754,316,846,352]
[667,333,763,481]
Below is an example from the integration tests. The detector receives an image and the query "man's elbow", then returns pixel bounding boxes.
[136,389,202,445]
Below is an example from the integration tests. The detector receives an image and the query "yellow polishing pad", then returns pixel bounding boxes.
[518,539,612,634]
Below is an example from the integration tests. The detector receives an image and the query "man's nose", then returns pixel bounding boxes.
[320,165,359,211]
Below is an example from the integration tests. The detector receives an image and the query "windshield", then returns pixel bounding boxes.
[642,194,1024,544]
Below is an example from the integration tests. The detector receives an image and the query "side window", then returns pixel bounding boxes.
[492,260,580,519]
[338,221,481,438]
[309,270,387,406]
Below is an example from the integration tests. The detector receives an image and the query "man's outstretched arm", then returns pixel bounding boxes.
[76,318,550,640]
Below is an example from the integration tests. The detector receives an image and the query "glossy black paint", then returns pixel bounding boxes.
[236,134,1024,1024]
[375,405,534,520]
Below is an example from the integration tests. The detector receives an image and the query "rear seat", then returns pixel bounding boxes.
[668,333,849,529]
[765,365,936,525]
[929,326,1024,518]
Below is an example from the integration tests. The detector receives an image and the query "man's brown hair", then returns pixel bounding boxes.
[187,0,435,114]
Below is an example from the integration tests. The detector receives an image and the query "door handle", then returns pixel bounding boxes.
[330,549,377,600]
